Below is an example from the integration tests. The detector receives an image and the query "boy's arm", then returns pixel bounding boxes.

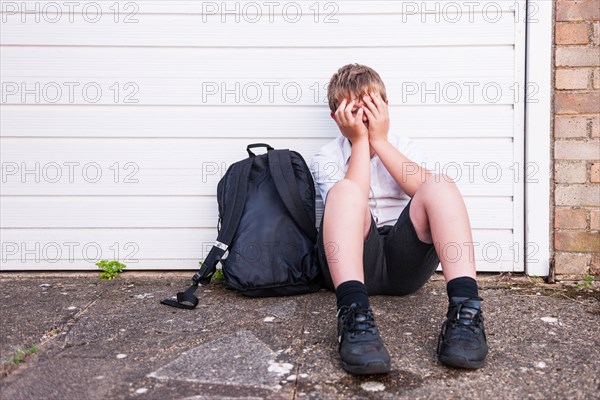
[332,99,371,197]
[370,140,429,198]
[362,91,431,198]
[344,139,371,197]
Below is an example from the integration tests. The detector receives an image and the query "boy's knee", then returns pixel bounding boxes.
[327,179,366,202]
[325,179,371,238]
[426,173,456,185]
[418,173,459,195]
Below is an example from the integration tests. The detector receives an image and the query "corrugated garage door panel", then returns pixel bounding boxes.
[0,1,526,271]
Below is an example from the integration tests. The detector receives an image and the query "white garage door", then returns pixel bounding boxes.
[1,1,526,271]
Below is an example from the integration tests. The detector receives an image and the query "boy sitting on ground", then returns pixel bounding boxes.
[310,63,488,375]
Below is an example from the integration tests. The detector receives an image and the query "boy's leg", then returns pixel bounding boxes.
[408,174,488,369]
[320,178,391,375]
[408,174,476,281]
[321,179,372,287]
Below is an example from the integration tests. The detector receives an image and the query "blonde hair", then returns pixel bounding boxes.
[327,63,387,113]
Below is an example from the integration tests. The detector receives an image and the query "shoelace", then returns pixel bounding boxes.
[338,305,377,338]
[443,301,484,339]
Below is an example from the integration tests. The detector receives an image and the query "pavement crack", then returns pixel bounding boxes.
[57,291,107,348]
[1,288,106,379]
[67,295,102,324]
[56,295,105,342]
[291,297,309,400]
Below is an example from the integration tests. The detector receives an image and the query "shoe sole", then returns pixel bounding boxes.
[438,354,485,369]
[341,360,391,375]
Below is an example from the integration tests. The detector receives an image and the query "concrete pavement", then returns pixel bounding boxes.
[1,272,599,400]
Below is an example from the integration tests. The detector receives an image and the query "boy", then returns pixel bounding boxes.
[310,64,488,375]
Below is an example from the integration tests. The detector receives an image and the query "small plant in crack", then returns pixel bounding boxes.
[96,260,127,280]
[576,275,595,289]
[211,268,225,283]
[197,260,224,284]
[9,345,38,365]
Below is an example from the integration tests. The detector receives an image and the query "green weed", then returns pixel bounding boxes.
[9,345,38,365]
[211,268,225,283]
[96,260,126,280]
[575,275,595,289]
[198,260,225,283]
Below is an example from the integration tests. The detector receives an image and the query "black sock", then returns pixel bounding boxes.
[336,280,369,310]
[446,276,479,301]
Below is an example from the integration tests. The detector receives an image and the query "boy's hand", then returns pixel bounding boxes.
[332,98,369,143]
[362,91,390,144]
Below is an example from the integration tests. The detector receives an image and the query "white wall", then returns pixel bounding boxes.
[1,1,527,271]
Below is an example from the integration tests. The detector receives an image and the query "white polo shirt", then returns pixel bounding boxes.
[310,133,427,228]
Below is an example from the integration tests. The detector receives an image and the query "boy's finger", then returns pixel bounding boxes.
[336,99,347,124]
[363,95,380,118]
[372,91,382,101]
[345,99,356,111]
[357,107,365,123]
[371,91,386,111]
[362,105,375,121]
[344,99,356,123]
[335,98,347,115]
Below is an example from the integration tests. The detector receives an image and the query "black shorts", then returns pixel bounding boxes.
[316,198,440,296]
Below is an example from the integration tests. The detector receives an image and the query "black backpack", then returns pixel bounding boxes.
[161,143,322,309]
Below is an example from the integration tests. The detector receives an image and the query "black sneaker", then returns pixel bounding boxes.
[337,303,391,375]
[437,297,488,369]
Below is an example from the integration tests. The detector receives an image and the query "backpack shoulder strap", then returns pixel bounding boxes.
[161,158,253,309]
[268,149,318,243]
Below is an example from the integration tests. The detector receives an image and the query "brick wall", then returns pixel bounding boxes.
[554,0,600,278]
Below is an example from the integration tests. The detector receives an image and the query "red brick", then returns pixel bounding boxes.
[554,139,600,160]
[591,209,600,230]
[555,207,588,228]
[555,92,600,114]
[556,0,600,21]
[591,253,600,276]
[556,68,590,89]
[555,161,588,182]
[555,231,600,252]
[556,22,590,44]
[556,46,600,67]
[591,163,600,182]
[555,184,600,206]
[593,68,600,90]
[594,22,600,45]
[554,252,591,275]
[555,115,589,138]
[593,115,600,137]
